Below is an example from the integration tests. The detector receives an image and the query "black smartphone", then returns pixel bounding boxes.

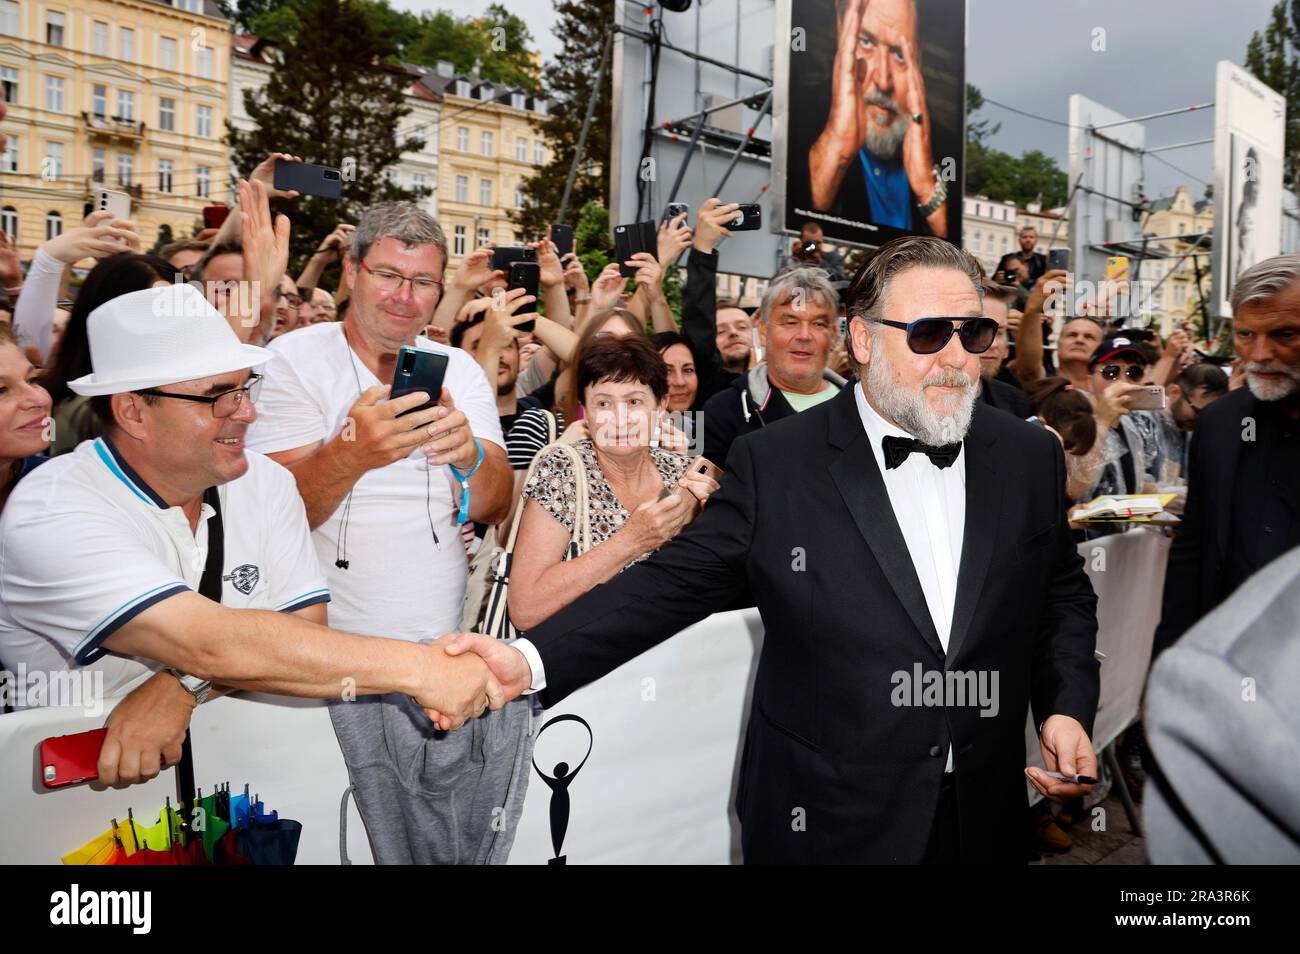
[614,221,657,278]
[391,346,448,416]
[273,159,342,199]
[728,203,762,231]
[664,201,689,224]
[491,245,536,272]
[549,224,573,258]
[1047,248,1070,271]
[508,261,540,332]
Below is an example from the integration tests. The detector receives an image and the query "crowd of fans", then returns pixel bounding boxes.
[0,150,1293,864]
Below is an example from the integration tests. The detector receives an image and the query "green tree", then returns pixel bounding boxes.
[965,84,1067,208]
[149,223,174,257]
[1245,0,1300,192]
[405,5,539,91]
[225,0,427,277]
[513,0,614,238]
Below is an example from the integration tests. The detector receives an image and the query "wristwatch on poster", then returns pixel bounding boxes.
[166,668,211,705]
[917,165,948,217]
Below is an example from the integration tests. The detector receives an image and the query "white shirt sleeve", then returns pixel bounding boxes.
[12,247,64,364]
[0,504,189,665]
[255,457,330,614]
[245,342,329,454]
[508,637,546,693]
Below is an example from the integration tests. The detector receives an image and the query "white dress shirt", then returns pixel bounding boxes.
[856,382,966,771]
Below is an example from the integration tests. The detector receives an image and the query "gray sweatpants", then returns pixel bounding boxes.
[329,693,539,865]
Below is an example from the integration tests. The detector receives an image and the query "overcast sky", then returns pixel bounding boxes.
[412,0,1280,201]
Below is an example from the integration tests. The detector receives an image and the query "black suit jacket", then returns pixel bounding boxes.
[1153,387,1262,656]
[979,376,1031,419]
[526,385,1099,863]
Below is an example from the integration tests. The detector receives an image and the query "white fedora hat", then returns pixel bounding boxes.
[69,284,274,397]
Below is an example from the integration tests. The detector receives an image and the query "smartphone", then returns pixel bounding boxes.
[202,205,230,230]
[40,727,108,789]
[687,456,723,484]
[508,261,540,331]
[549,224,573,258]
[1126,385,1166,411]
[727,203,762,231]
[273,159,342,199]
[391,346,449,416]
[1047,248,1070,271]
[1105,255,1130,282]
[94,188,131,222]
[490,245,536,272]
[664,201,689,224]
[614,221,657,278]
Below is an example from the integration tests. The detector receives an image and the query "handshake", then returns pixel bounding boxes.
[416,633,533,730]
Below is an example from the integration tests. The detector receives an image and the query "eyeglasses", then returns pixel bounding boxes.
[136,373,262,419]
[273,288,302,309]
[359,260,444,296]
[1098,364,1145,382]
[872,317,999,355]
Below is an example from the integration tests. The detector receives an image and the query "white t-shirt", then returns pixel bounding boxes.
[245,322,504,641]
[0,437,329,704]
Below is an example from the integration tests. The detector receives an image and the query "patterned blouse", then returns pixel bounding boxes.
[522,439,690,567]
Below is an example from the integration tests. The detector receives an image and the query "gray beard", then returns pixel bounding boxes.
[866,347,977,447]
[863,97,907,159]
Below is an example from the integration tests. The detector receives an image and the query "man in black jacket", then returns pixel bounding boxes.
[442,235,1100,864]
[701,265,847,466]
[977,280,1031,419]
[680,199,754,406]
[1153,253,1300,656]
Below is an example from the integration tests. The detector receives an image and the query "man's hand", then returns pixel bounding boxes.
[808,0,867,209]
[562,253,589,295]
[98,671,196,786]
[627,252,664,299]
[589,262,628,314]
[1162,327,1190,361]
[450,246,504,293]
[1026,268,1069,322]
[0,230,21,286]
[657,213,692,266]
[1026,714,1098,803]
[1095,380,1141,430]
[314,223,355,261]
[413,633,505,731]
[533,239,565,288]
[898,35,938,220]
[442,633,533,701]
[693,198,738,254]
[44,210,140,264]
[250,152,304,200]
[237,178,291,337]
[337,384,449,473]
[479,287,535,353]
[421,387,478,470]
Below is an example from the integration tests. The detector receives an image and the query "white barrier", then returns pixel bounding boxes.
[0,532,1167,864]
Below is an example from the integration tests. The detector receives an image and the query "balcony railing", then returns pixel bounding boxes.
[82,112,146,142]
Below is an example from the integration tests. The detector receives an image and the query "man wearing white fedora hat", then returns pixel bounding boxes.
[0,283,504,786]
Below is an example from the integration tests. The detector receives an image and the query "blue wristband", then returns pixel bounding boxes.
[448,438,485,525]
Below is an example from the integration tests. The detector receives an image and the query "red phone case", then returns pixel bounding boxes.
[39,727,107,789]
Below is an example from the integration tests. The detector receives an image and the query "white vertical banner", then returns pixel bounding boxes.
[1212,60,1286,319]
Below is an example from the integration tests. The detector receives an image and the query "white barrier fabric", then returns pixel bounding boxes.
[0,533,1165,865]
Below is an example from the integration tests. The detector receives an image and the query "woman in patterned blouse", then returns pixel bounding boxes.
[507,336,720,630]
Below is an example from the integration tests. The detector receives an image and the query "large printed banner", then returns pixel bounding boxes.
[1213,60,1286,318]
[774,0,966,248]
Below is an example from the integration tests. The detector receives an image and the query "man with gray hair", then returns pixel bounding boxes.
[1154,252,1300,656]
[244,202,531,864]
[701,265,847,466]
[440,234,1101,863]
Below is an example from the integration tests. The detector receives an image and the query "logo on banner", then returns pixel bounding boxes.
[222,564,259,595]
[533,714,593,866]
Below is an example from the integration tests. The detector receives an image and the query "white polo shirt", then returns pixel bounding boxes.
[245,322,504,642]
[0,436,329,703]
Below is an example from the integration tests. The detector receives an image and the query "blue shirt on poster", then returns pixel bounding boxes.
[858,148,910,229]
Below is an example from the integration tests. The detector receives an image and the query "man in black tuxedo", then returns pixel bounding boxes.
[443,236,1100,864]
[1153,254,1300,657]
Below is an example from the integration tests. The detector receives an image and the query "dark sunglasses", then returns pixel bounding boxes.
[1098,364,1145,382]
[873,317,999,355]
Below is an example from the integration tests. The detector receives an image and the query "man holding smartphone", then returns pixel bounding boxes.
[244,202,531,865]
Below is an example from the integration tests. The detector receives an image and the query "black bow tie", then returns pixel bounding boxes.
[881,435,962,470]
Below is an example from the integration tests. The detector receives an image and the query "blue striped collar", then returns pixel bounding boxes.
[94,435,169,509]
